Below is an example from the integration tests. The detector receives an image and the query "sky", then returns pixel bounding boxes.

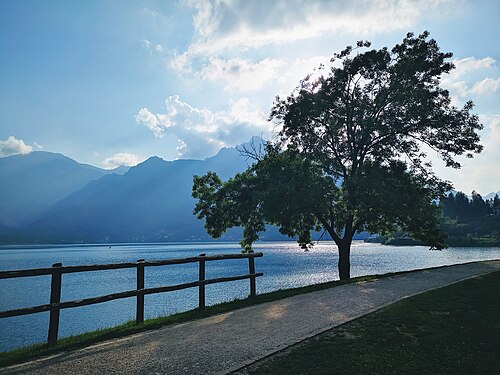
[0,0,499,195]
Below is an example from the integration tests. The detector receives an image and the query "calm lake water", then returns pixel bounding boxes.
[1,241,499,352]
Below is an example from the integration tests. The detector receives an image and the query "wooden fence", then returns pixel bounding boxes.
[0,252,263,345]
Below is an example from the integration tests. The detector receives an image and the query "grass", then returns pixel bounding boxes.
[0,273,380,368]
[243,270,500,375]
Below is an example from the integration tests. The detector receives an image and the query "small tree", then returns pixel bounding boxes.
[193,32,483,280]
[494,194,500,208]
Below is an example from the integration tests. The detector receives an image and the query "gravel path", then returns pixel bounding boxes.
[2,260,499,375]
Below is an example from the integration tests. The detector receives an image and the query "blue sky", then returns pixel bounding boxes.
[0,0,499,195]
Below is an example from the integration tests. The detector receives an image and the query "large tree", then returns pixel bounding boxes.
[193,32,483,280]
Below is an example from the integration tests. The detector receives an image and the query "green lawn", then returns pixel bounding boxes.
[243,271,500,375]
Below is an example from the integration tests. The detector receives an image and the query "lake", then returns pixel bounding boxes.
[1,241,500,352]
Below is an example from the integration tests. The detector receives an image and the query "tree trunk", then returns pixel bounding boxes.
[338,242,351,280]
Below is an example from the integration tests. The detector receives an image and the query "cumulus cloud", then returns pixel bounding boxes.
[169,52,192,73]
[136,95,273,158]
[470,77,500,95]
[441,56,499,104]
[0,136,34,157]
[452,57,496,77]
[102,153,143,169]
[135,108,174,137]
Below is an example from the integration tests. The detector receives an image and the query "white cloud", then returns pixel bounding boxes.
[135,107,174,137]
[458,114,500,193]
[102,153,143,169]
[452,57,495,78]
[136,95,273,158]
[0,136,34,157]
[169,52,192,73]
[433,114,500,195]
[180,0,456,58]
[441,56,499,104]
[141,39,164,55]
[193,54,331,93]
[470,77,500,95]
[165,1,467,97]
[201,57,285,91]
[176,139,188,158]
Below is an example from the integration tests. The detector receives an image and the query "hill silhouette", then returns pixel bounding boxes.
[0,151,127,228]
[27,147,251,243]
[0,141,262,243]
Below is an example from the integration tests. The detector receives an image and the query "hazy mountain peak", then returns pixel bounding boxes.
[206,137,266,162]
[140,155,165,165]
[109,165,129,175]
[0,151,114,227]
[240,135,266,148]
[484,191,500,200]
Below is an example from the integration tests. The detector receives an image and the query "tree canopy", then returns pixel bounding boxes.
[193,32,483,280]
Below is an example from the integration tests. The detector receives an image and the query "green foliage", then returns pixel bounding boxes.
[494,194,500,207]
[193,171,265,250]
[439,190,500,246]
[442,190,494,219]
[193,32,483,276]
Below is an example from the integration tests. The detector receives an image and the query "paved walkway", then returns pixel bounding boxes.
[2,260,499,375]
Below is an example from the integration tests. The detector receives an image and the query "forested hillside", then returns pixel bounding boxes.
[440,191,500,246]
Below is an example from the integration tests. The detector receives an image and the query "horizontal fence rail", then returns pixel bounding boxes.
[0,252,263,345]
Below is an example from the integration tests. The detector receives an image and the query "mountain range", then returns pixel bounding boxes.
[0,138,283,244]
[0,152,128,228]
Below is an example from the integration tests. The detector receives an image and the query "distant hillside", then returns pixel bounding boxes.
[0,151,126,227]
[0,142,258,244]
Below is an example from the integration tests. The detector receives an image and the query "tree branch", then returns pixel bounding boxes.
[316,213,341,244]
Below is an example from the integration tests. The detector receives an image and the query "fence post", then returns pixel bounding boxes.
[198,253,206,309]
[248,251,256,297]
[47,263,62,344]
[136,259,145,324]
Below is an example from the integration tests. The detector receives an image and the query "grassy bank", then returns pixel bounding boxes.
[242,270,500,375]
